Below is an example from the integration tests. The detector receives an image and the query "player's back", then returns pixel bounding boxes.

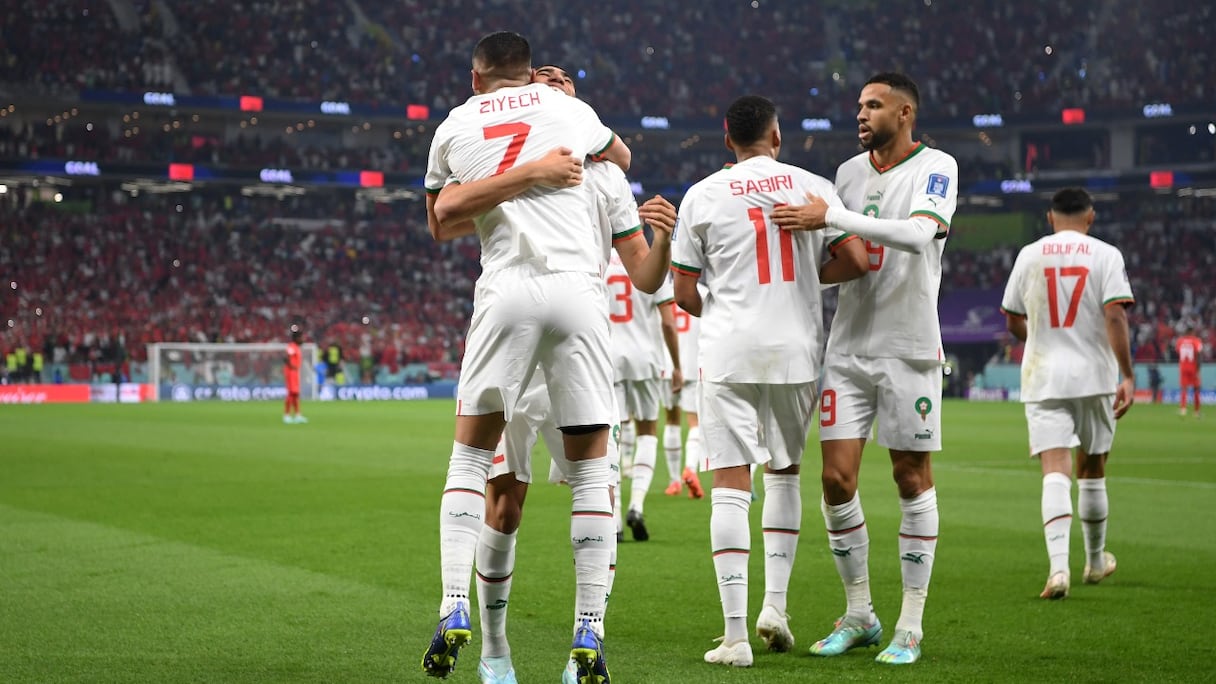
[426,83,614,276]
[675,156,839,384]
[1007,231,1133,401]
[1176,335,1203,371]
[606,250,671,380]
[828,145,957,360]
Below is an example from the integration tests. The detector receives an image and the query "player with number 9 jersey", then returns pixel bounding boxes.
[1001,229,1134,402]
[672,157,848,384]
[827,142,957,360]
[425,81,617,277]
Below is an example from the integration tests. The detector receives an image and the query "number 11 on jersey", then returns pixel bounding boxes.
[748,205,794,284]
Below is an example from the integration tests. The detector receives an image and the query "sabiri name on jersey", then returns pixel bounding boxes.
[729,174,793,196]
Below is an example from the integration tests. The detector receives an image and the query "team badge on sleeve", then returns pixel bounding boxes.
[926,174,950,198]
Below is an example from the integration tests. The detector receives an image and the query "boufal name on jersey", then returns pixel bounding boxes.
[1042,242,1092,256]
[729,174,793,196]
[479,91,542,114]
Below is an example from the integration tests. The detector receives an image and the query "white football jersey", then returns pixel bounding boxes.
[826,143,958,360]
[1001,231,1134,401]
[424,82,615,276]
[586,160,644,274]
[672,155,847,384]
[607,250,674,380]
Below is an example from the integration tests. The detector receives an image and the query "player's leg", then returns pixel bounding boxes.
[1193,384,1202,418]
[700,381,761,667]
[755,382,815,653]
[616,380,636,477]
[681,379,705,498]
[1076,395,1117,585]
[812,356,881,657]
[625,379,662,540]
[477,474,527,684]
[1180,378,1190,416]
[283,392,294,423]
[663,400,684,495]
[540,273,616,681]
[425,272,534,678]
[1025,399,1081,600]
[873,358,943,664]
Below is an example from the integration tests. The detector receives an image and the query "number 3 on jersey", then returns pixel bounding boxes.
[483,123,532,175]
[607,274,633,322]
[748,206,794,284]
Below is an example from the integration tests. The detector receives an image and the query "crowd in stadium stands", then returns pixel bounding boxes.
[2,187,1213,385]
[0,190,477,384]
[3,0,1213,120]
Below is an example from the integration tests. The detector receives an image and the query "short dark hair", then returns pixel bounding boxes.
[472,31,531,74]
[866,72,920,110]
[1050,187,1093,215]
[725,95,777,147]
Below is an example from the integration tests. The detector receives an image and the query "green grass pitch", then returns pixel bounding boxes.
[1,399,1213,683]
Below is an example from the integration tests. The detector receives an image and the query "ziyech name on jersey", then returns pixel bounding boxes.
[479,91,542,114]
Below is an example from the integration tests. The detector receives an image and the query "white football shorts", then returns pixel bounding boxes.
[700,381,816,471]
[1024,396,1116,456]
[457,266,613,428]
[818,354,943,452]
[678,378,700,414]
[615,378,662,423]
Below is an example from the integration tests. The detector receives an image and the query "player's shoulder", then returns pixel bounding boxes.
[685,166,734,198]
[836,152,870,176]
[915,145,959,171]
[784,162,835,192]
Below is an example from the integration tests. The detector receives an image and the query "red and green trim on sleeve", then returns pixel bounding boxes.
[909,209,950,239]
[671,261,701,278]
[1000,306,1026,318]
[612,224,644,245]
[1103,296,1135,309]
[828,233,861,255]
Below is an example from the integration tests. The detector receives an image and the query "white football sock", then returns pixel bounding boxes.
[663,424,683,484]
[439,441,492,615]
[711,487,751,643]
[821,493,874,623]
[1042,472,1073,576]
[684,424,704,472]
[619,421,636,472]
[476,526,516,658]
[761,473,801,613]
[895,487,938,640]
[567,457,613,638]
[1077,477,1108,568]
[628,434,658,514]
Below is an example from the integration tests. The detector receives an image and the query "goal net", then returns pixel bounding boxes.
[147,342,319,402]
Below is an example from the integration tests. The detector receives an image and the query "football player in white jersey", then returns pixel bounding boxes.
[672,95,867,668]
[772,73,958,665]
[607,250,682,541]
[1000,187,1135,600]
[664,293,707,499]
[421,33,632,683]
[431,61,677,684]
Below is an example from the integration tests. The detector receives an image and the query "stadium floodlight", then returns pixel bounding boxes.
[147,342,319,402]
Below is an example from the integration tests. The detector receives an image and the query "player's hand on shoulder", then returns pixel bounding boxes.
[534,146,583,188]
[771,192,830,231]
[639,195,677,236]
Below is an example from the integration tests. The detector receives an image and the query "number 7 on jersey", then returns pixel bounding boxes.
[483,123,532,175]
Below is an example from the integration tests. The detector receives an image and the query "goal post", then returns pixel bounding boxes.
[147,342,319,402]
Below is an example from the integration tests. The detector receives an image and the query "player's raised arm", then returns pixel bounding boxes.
[773,192,940,254]
[617,195,677,294]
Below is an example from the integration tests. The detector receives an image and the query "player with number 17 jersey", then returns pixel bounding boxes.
[424,82,617,276]
[672,156,850,384]
[827,143,958,360]
[1000,232,1134,402]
